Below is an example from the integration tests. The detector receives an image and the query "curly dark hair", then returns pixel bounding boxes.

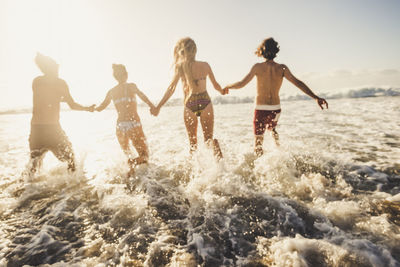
[255,38,280,60]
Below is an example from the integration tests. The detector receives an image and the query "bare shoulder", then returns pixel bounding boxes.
[109,85,119,95]
[278,63,289,75]
[58,78,68,86]
[253,62,263,69]
[32,76,43,90]
[279,63,288,70]
[128,82,137,89]
[128,83,138,93]
[32,76,43,83]
[197,61,209,69]
[55,78,69,94]
[252,62,263,73]
[197,61,212,74]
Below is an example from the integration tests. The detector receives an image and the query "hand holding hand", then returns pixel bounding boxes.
[316,97,328,110]
[87,104,95,112]
[222,87,229,95]
[150,106,160,116]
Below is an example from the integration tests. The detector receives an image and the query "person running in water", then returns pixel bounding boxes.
[95,64,155,177]
[152,37,227,159]
[224,38,328,156]
[29,53,95,175]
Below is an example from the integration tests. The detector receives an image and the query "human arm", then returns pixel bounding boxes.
[153,72,180,115]
[207,63,226,95]
[95,90,112,112]
[283,65,328,109]
[224,64,257,91]
[131,84,155,109]
[62,84,95,112]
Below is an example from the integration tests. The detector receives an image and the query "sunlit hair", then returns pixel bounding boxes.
[112,64,128,83]
[255,38,280,60]
[35,53,59,76]
[173,37,197,93]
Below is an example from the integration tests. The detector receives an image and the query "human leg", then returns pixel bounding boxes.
[51,134,76,172]
[253,110,267,157]
[116,129,138,177]
[30,149,47,174]
[271,128,280,146]
[254,135,264,157]
[184,107,198,153]
[129,126,149,167]
[200,104,222,159]
[116,129,131,156]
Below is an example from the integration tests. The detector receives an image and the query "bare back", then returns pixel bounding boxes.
[110,83,140,122]
[31,76,68,125]
[253,61,285,105]
[181,61,209,101]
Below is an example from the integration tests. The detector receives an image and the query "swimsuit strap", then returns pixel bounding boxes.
[113,84,136,104]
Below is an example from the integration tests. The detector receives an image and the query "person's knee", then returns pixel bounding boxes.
[31,148,45,159]
[255,135,263,144]
[140,148,149,159]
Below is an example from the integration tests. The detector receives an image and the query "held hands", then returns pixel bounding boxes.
[316,97,328,110]
[150,105,160,116]
[87,104,96,112]
[221,87,230,95]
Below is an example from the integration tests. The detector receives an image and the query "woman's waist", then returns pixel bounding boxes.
[116,114,140,123]
[255,96,280,106]
[186,90,210,99]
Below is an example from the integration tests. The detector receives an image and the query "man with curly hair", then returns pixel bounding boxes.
[224,38,328,156]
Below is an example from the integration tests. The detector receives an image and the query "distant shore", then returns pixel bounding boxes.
[1,87,399,115]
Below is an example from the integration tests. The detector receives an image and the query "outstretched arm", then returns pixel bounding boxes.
[132,84,155,109]
[156,72,180,110]
[63,86,95,112]
[207,63,226,95]
[283,65,328,109]
[224,64,257,90]
[95,91,112,112]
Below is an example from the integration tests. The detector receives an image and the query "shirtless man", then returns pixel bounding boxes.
[29,53,95,174]
[224,38,328,156]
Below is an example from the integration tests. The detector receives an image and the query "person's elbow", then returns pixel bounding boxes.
[214,83,222,91]
[294,79,305,89]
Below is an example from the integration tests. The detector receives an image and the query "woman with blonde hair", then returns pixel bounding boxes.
[152,37,226,159]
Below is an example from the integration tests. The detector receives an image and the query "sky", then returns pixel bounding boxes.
[1,0,400,110]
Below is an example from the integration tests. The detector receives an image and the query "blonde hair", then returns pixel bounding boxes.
[173,37,197,94]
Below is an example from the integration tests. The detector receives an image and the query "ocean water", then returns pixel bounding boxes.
[0,96,399,266]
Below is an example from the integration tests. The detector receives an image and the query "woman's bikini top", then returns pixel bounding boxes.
[193,77,206,86]
[113,84,136,105]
